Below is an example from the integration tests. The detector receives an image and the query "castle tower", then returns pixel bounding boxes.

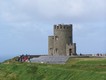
[48,24,76,56]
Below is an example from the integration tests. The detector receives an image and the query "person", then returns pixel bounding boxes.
[80,53,82,56]
[17,54,31,62]
[28,55,31,62]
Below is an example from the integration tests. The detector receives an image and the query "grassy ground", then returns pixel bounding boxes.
[0,58,106,80]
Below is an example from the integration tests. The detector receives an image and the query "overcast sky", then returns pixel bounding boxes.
[0,0,106,62]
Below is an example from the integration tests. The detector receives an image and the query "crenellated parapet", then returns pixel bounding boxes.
[54,24,72,30]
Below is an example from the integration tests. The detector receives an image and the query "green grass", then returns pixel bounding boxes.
[0,58,106,80]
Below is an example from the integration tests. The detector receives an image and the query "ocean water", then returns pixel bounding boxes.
[0,57,10,62]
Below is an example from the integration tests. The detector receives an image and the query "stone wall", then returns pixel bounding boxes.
[48,24,77,56]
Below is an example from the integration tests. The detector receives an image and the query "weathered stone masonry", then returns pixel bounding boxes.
[48,24,77,56]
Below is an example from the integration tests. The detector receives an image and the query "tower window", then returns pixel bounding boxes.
[60,26,62,29]
[64,26,65,29]
[55,36,59,40]
[55,48,58,53]
[50,48,53,50]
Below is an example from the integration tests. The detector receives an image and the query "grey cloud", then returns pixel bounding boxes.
[0,0,105,24]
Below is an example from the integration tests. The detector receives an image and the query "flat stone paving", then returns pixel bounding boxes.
[30,56,70,64]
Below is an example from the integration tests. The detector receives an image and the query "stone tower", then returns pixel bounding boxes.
[48,24,76,56]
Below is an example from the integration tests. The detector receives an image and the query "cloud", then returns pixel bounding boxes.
[0,0,105,38]
[0,0,105,24]
[0,0,105,39]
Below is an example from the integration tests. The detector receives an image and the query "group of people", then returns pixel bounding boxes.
[17,54,31,62]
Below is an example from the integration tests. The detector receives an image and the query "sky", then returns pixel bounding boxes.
[0,0,106,62]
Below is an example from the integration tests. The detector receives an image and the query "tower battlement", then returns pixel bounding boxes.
[54,24,72,30]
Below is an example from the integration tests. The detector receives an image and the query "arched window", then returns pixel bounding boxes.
[55,48,58,54]
[55,36,59,40]
[69,49,72,56]
[57,26,59,29]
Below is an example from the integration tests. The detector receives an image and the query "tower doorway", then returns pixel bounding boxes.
[69,49,72,56]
